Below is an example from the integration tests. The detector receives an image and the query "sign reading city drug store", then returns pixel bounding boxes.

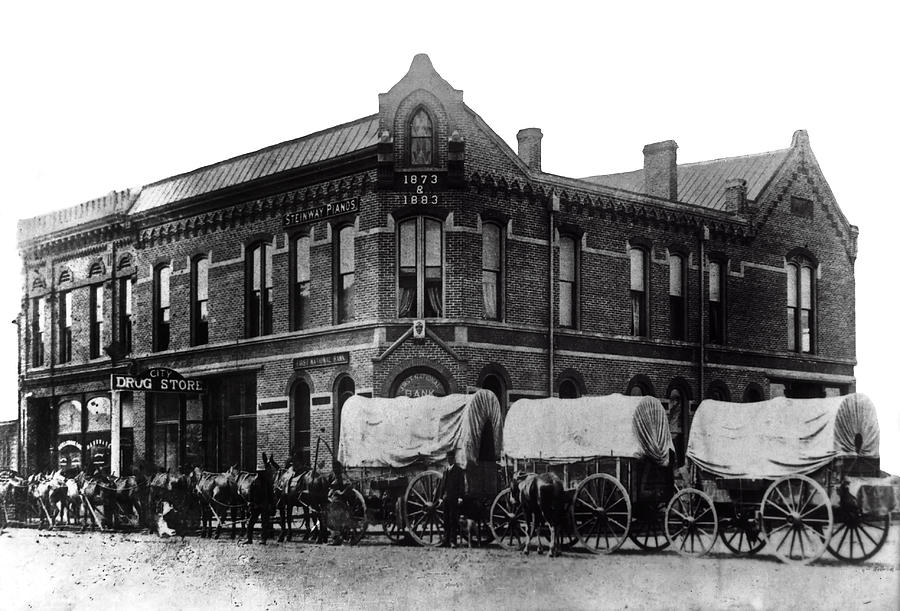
[111,367,206,393]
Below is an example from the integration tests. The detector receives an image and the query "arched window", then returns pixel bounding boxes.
[31,296,46,366]
[409,108,433,166]
[335,225,355,323]
[482,222,503,320]
[742,383,764,403]
[786,257,815,353]
[558,379,580,399]
[669,253,686,341]
[667,385,687,464]
[333,376,356,455]
[247,243,273,336]
[708,259,725,344]
[397,217,443,318]
[154,264,171,351]
[626,375,655,397]
[291,234,311,330]
[630,247,648,337]
[706,380,731,401]
[88,261,104,277]
[192,256,209,345]
[58,399,82,435]
[118,276,133,354]
[558,235,577,328]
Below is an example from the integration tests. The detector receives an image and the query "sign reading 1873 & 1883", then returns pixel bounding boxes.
[111,367,206,393]
[395,171,445,205]
[284,198,359,227]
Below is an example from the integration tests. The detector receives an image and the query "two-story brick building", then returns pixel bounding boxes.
[16,54,858,475]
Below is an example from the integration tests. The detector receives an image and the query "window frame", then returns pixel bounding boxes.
[191,255,209,346]
[89,283,104,359]
[707,257,726,345]
[245,242,273,337]
[59,290,73,363]
[557,233,580,329]
[786,254,816,353]
[333,224,356,324]
[396,216,444,319]
[668,251,687,341]
[118,276,133,354]
[31,296,45,366]
[481,221,505,321]
[408,106,436,167]
[629,246,650,337]
[289,232,312,331]
[154,264,171,352]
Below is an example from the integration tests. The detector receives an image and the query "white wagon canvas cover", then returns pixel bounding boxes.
[337,389,503,469]
[687,393,879,479]
[502,394,674,465]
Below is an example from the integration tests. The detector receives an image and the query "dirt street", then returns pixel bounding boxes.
[1,526,897,610]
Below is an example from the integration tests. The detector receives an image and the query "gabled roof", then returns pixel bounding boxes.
[582,149,789,211]
[131,115,380,215]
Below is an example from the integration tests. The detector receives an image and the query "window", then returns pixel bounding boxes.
[59,291,72,363]
[31,297,45,366]
[558,379,580,399]
[89,284,103,359]
[247,243,273,337]
[482,223,503,320]
[291,235,311,330]
[630,248,648,336]
[118,277,133,354]
[292,381,311,467]
[336,226,355,323]
[558,236,577,328]
[333,376,355,454]
[222,375,257,471]
[192,257,209,346]
[669,253,686,341]
[154,265,171,351]
[409,108,433,166]
[787,258,815,353]
[708,260,725,344]
[398,217,443,318]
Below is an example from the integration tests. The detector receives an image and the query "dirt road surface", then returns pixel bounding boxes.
[1,526,897,610]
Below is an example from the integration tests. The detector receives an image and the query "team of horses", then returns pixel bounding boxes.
[1,460,571,557]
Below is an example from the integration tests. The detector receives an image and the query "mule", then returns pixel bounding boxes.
[272,458,315,542]
[234,452,278,545]
[510,471,567,557]
[193,465,243,539]
[32,471,69,530]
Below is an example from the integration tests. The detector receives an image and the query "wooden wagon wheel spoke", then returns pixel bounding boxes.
[761,475,832,565]
[571,474,631,554]
[763,498,792,518]
[664,488,718,558]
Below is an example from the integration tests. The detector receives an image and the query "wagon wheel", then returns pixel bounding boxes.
[343,489,368,545]
[827,511,890,563]
[489,488,527,551]
[760,474,833,565]
[571,473,632,554]
[403,471,445,547]
[629,502,670,551]
[720,505,765,556]
[382,496,405,543]
[664,488,718,557]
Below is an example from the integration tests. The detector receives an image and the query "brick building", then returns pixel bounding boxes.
[16,54,858,475]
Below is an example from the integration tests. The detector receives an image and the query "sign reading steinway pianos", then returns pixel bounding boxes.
[111,367,206,393]
[284,198,359,227]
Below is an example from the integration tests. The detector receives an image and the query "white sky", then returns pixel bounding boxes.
[1,2,897,472]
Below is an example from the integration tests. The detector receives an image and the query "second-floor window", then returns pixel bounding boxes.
[90,285,104,359]
[247,243,273,337]
[59,291,72,363]
[630,247,648,337]
[32,297,45,366]
[669,253,686,341]
[409,108,433,166]
[708,260,725,344]
[787,258,815,353]
[155,265,171,351]
[336,226,355,323]
[558,236,577,328]
[118,277,133,354]
[482,223,503,320]
[192,257,209,346]
[398,217,442,318]
[291,235,311,330]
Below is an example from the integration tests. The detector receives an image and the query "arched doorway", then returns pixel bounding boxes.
[480,373,506,413]
[558,379,579,399]
[333,375,355,458]
[292,381,311,468]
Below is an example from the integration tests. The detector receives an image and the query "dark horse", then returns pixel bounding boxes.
[510,471,567,557]
[148,470,194,537]
[234,453,278,545]
[272,457,316,542]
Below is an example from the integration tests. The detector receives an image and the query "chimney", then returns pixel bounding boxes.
[517,128,543,172]
[642,140,678,201]
[724,178,747,214]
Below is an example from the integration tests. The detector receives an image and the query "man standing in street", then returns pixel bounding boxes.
[442,450,465,548]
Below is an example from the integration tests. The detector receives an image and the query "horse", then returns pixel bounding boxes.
[510,471,567,557]
[0,473,27,530]
[77,471,117,531]
[148,470,194,537]
[193,465,243,539]
[234,452,278,545]
[272,458,315,542]
[32,471,69,530]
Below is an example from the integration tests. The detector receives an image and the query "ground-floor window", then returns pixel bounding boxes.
[55,393,133,473]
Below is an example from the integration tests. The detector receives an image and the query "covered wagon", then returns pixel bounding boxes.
[337,389,503,546]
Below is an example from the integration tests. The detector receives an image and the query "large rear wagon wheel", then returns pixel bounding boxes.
[403,471,445,547]
[664,488,718,557]
[489,488,527,551]
[571,474,632,554]
[760,474,833,565]
[827,512,890,563]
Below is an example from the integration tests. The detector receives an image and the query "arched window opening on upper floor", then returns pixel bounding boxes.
[708,259,726,344]
[786,256,815,353]
[669,253,686,341]
[291,234,311,331]
[192,256,209,346]
[154,264,172,351]
[89,283,104,359]
[409,108,434,166]
[335,225,356,323]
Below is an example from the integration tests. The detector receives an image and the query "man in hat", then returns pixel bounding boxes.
[442,450,466,548]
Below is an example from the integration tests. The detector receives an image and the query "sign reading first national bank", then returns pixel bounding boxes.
[284,198,359,227]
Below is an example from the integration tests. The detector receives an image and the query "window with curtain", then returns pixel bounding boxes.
[669,254,685,341]
[708,260,724,344]
[192,257,209,345]
[558,236,576,328]
[397,217,443,318]
[787,258,815,353]
[336,226,355,323]
[482,223,502,320]
[630,248,647,337]
[90,285,104,359]
[59,291,73,363]
[155,265,171,351]
[292,235,311,330]
[247,243,273,336]
[409,108,433,166]
[119,277,133,354]
[32,297,45,366]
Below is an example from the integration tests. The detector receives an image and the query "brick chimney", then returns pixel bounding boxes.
[724,178,747,214]
[642,140,678,200]
[517,128,543,172]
